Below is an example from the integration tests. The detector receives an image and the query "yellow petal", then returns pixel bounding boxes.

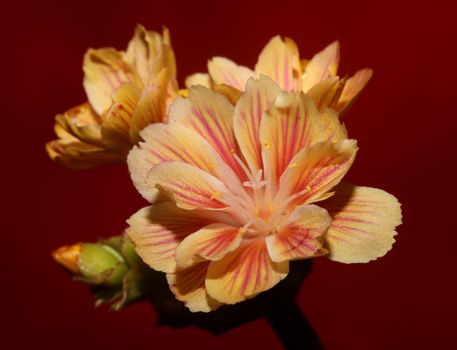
[233,76,281,174]
[129,68,169,143]
[321,183,402,263]
[45,138,124,169]
[166,262,222,312]
[101,83,141,151]
[185,73,211,89]
[146,161,229,210]
[83,48,141,115]
[255,36,302,92]
[126,204,210,273]
[266,204,331,262]
[176,223,243,268]
[208,57,254,91]
[54,103,103,146]
[277,140,358,206]
[301,41,340,92]
[212,83,242,105]
[168,86,243,178]
[206,239,289,304]
[335,69,373,113]
[306,76,346,110]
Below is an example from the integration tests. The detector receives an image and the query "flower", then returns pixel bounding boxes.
[185,36,372,112]
[46,25,178,169]
[126,76,402,312]
[53,235,156,310]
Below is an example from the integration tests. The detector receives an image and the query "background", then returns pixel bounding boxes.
[2,0,455,348]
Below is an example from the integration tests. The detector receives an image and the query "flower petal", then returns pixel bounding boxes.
[83,48,141,115]
[266,204,331,262]
[101,83,141,151]
[306,76,345,110]
[146,161,229,210]
[233,76,281,173]
[255,35,302,91]
[129,68,170,143]
[321,183,402,263]
[128,122,229,202]
[168,86,243,178]
[125,25,176,85]
[54,103,103,146]
[208,57,254,91]
[206,240,289,304]
[260,91,337,187]
[301,41,340,92]
[176,223,243,268]
[167,262,222,312]
[185,73,211,88]
[335,69,373,112]
[126,203,209,273]
[277,140,358,206]
[255,36,302,92]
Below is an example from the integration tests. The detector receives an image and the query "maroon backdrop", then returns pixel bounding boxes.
[3,0,455,348]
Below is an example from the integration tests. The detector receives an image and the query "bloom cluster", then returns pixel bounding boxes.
[49,25,401,312]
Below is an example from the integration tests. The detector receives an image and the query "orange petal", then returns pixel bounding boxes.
[83,48,141,115]
[307,76,346,110]
[266,205,331,262]
[277,140,358,206]
[176,223,243,268]
[146,161,229,210]
[168,86,243,178]
[233,76,281,173]
[208,57,254,91]
[335,69,373,112]
[301,41,340,92]
[255,36,302,92]
[321,183,402,263]
[126,203,210,273]
[206,240,289,304]
[167,262,222,312]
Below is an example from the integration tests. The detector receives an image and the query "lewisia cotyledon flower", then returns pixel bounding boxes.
[186,36,371,112]
[126,76,401,312]
[46,25,178,169]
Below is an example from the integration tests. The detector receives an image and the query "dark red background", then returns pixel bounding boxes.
[2,0,455,348]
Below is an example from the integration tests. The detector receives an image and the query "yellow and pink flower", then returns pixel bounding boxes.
[46,25,178,169]
[126,76,401,312]
[186,36,372,112]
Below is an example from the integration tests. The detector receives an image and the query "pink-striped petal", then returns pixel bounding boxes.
[168,86,244,178]
[259,91,326,187]
[321,183,402,263]
[166,262,221,312]
[255,36,302,92]
[208,57,254,91]
[277,140,358,206]
[206,240,289,304]
[176,223,243,268]
[83,48,142,115]
[301,41,340,92]
[146,161,229,210]
[126,203,210,273]
[266,205,331,262]
[233,76,281,173]
[128,122,245,204]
